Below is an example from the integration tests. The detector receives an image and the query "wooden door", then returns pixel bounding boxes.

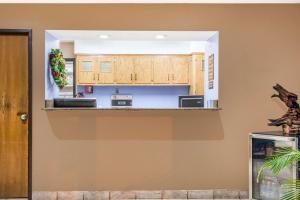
[134,56,153,84]
[153,56,171,84]
[115,56,134,84]
[97,56,115,84]
[171,55,190,84]
[77,57,96,85]
[0,33,30,198]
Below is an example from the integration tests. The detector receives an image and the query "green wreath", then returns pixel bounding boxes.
[49,48,68,89]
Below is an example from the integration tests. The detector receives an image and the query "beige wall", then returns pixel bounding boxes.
[60,42,75,58]
[0,4,300,191]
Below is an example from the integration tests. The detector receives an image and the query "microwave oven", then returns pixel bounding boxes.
[178,95,204,108]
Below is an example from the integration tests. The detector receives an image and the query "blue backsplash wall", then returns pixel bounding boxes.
[77,86,189,108]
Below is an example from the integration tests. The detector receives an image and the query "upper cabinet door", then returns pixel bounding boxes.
[115,56,135,84]
[194,54,204,95]
[97,56,115,84]
[153,56,171,84]
[134,56,153,84]
[77,57,96,84]
[171,56,190,84]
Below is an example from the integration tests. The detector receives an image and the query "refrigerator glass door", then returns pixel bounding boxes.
[58,59,76,97]
[251,136,297,200]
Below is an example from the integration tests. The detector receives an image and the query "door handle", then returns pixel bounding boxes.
[17,112,28,122]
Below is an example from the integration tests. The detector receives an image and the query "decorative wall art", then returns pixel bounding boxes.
[208,54,214,89]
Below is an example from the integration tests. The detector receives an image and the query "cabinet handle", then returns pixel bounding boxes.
[168,74,169,81]
[135,73,137,81]
[93,74,95,81]
[98,74,100,81]
[131,74,133,81]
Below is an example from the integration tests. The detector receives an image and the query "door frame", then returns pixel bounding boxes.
[0,29,32,200]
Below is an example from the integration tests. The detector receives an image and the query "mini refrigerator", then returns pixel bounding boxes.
[58,58,76,97]
[249,131,300,200]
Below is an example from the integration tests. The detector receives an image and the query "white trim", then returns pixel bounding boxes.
[0,0,299,3]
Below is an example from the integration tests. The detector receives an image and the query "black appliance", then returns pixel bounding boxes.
[54,98,97,108]
[111,95,132,107]
[178,95,204,108]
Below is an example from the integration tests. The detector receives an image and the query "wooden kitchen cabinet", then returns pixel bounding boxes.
[96,56,115,84]
[153,55,190,85]
[77,56,96,84]
[189,53,204,95]
[171,55,190,84]
[133,56,153,84]
[115,56,135,84]
[115,55,153,84]
[153,56,172,84]
[76,54,199,86]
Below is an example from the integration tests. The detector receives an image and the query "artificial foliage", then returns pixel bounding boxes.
[257,147,300,200]
[49,48,68,89]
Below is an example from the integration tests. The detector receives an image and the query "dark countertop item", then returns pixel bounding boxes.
[53,98,97,108]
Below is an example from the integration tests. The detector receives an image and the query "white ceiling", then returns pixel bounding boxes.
[47,30,218,42]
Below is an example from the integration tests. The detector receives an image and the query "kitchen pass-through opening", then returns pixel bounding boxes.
[45,30,219,110]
